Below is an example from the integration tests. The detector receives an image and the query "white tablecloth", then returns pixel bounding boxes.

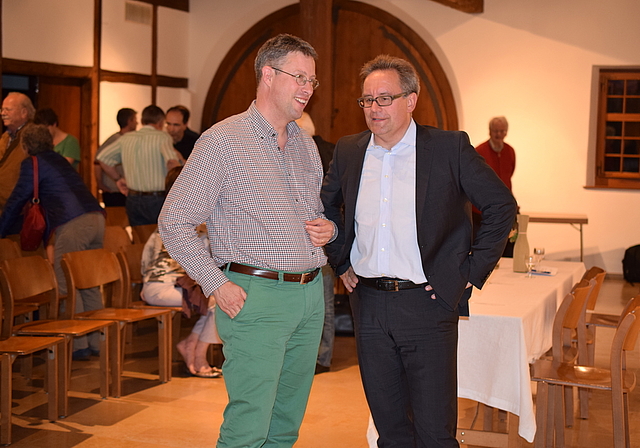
[457,258,585,442]
[366,258,585,445]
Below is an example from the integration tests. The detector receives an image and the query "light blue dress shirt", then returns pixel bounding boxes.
[350,120,428,284]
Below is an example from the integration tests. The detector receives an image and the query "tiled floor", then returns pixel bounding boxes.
[4,278,640,447]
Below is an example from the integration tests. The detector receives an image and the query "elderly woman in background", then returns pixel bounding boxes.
[0,123,105,360]
[34,107,81,170]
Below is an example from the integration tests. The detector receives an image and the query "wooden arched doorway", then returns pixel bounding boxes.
[202,1,458,142]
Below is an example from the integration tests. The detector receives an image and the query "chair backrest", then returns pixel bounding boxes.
[0,238,22,262]
[104,206,129,227]
[551,278,594,360]
[116,244,145,307]
[103,225,132,254]
[0,256,59,339]
[610,307,640,391]
[582,266,606,311]
[131,224,157,245]
[61,248,126,315]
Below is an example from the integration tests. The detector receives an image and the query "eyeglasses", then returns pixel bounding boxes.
[271,67,319,90]
[357,92,407,108]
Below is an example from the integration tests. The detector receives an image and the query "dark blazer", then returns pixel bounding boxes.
[321,123,517,316]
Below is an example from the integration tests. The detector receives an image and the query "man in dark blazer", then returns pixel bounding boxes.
[321,55,517,447]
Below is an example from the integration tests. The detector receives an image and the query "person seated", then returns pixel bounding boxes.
[140,166,222,378]
[34,107,81,170]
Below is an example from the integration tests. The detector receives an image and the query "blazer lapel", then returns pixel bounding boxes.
[415,125,433,221]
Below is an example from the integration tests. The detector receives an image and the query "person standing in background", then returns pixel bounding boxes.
[473,116,516,255]
[0,92,35,211]
[165,105,200,160]
[34,107,81,170]
[94,108,138,207]
[296,111,336,374]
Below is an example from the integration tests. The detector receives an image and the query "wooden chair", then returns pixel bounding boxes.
[104,206,129,227]
[131,224,157,245]
[116,244,183,361]
[0,238,21,262]
[61,248,172,397]
[103,225,132,254]
[0,267,63,445]
[0,256,117,417]
[532,304,640,448]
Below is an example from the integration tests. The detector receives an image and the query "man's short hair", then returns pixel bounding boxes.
[5,92,36,120]
[167,105,190,124]
[21,124,54,155]
[141,105,165,125]
[116,108,137,128]
[33,107,59,127]
[360,55,421,97]
[254,34,317,85]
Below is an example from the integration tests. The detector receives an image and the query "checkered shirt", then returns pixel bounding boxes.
[158,102,328,296]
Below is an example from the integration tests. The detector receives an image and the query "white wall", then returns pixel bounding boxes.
[101,0,152,74]
[3,0,93,66]
[187,0,640,274]
[99,82,150,144]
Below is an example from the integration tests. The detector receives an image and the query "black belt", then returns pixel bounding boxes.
[227,263,320,284]
[128,189,164,196]
[358,276,427,292]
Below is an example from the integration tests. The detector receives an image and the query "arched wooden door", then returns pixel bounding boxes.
[202,1,458,142]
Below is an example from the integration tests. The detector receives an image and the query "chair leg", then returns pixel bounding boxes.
[46,344,59,423]
[157,314,171,383]
[1,353,14,445]
[110,322,123,398]
[534,382,549,448]
[546,383,556,447]
[98,326,110,399]
[171,311,182,362]
[579,387,590,420]
[564,385,574,427]
[612,389,628,448]
[553,384,565,448]
[59,338,71,418]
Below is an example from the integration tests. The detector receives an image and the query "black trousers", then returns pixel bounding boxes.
[351,284,460,448]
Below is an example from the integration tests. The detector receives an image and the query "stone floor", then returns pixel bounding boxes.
[3,278,640,447]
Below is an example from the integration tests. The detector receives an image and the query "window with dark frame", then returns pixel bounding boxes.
[595,70,640,189]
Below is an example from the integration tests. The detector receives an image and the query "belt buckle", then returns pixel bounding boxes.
[299,272,311,284]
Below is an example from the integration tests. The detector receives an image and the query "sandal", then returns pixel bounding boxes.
[191,367,222,378]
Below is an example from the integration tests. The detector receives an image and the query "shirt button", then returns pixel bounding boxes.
[381,248,385,252]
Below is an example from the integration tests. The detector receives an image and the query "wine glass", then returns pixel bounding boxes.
[533,247,545,270]
[525,255,536,278]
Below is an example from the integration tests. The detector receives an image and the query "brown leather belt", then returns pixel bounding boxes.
[227,262,321,284]
[358,276,427,292]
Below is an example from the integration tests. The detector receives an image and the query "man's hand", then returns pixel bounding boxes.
[424,281,472,300]
[305,217,334,247]
[212,281,247,318]
[116,178,129,196]
[340,266,359,293]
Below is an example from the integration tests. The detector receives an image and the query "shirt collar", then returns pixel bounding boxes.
[367,119,417,152]
[248,101,301,144]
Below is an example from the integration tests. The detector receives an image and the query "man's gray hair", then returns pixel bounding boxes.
[7,92,35,120]
[360,55,420,96]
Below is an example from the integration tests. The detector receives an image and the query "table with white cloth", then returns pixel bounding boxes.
[366,258,585,447]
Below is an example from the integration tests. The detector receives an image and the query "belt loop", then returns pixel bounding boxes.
[223,263,231,274]
[278,271,285,284]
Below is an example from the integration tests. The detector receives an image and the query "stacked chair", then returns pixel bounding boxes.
[532,266,640,448]
[0,256,115,418]
[0,257,64,445]
[61,248,172,397]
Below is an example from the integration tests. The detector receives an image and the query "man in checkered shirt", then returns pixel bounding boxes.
[159,34,335,448]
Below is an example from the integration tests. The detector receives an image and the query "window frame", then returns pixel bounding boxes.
[594,69,640,189]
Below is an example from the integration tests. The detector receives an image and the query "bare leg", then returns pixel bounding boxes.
[176,332,199,374]
[193,340,213,374]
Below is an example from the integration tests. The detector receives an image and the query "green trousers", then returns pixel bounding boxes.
[215,267,324,448]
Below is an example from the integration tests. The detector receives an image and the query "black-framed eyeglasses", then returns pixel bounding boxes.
[271,67,319,90]
[357,92,407,108]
